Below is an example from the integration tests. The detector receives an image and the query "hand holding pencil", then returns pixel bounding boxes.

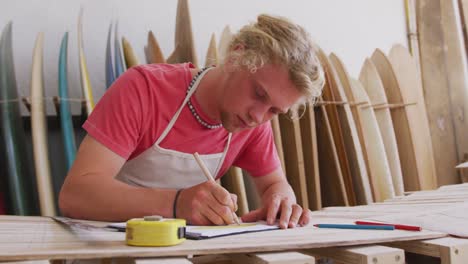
[193,152,241,225]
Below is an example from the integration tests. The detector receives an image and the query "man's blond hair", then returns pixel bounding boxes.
[222,14,325,117]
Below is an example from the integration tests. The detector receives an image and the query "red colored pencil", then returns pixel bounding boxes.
[355,221,421,231]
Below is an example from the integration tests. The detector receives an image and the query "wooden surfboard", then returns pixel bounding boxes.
[146,31,165,64]
[205,33,218,67]
[330,53,395,202]
[30,32,56,216]
[359,58,405,196]
[77,9,94,115]
[122,36,139,68]
[166,0,198,67]
[388,45,437,190]
[218,25,233,63]
[271,116,286,174]
[371,48,436,191]
[114,22,126,78]
[105,22,115,89]
[278,115,309,209]
[0,22,35,215]
[314,99,347,207]
[58,32,77,172]
[299,103,321,210]
[319,56,356,206]
[317,49,372,205]
[220,167,249,216]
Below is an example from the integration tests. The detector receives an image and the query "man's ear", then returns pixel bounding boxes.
[223,44,245,72]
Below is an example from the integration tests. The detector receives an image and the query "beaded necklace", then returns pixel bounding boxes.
[186,67,223,129]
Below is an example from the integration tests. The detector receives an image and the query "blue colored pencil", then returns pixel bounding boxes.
[314,224,395,230]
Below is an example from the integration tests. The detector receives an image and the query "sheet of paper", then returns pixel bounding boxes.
[107,220,279,240]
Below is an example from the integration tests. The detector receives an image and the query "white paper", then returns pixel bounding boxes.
[107,220,279,239]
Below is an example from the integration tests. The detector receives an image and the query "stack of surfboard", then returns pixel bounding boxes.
[269,44,439,210]
[0,22,39,216]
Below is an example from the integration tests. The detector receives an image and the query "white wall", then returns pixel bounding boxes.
[0,0,407,115]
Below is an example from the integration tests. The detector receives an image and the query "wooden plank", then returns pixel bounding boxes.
[417,0,460,186]
[441,0,468,169]
[387,237,468,264]
[190,254,232,264]
[299,104,321,210]
[231,252,315,264]
[304,245,404,264]
[0,216,445,261]
[278,115,309,209]
[134,258,193,264]
[359,58,405,196]
[316,49,372,205]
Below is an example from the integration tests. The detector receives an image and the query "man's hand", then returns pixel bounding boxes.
[241,171,311,229]
[176,181,238,225]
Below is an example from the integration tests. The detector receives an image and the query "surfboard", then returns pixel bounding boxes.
[218,25,233,64]
[317,49,371,205]
[299,103,321,210]
[371,48,436,191]
[0,22,35,215]
[314,99,347,207]
[105,22,115,89]
[387,45,438,190]
[114,22,126,78]
[350,78,395,202]
[278,115,309,210]
[320,57,355,206]
[330,53,395,202]
[146,31,165,64]
[122,36,139,68]
[30,32,56,216]
[205,33,218,67]
[167,0,198,66]
[78,8,95,115]
[359,58,404,196]
[271,116,286,174]
[58,32,77,172]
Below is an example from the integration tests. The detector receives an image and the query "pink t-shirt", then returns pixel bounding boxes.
[83,63,280,178]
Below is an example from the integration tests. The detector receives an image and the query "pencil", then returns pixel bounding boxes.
[193,152,241,225]
[313,224,395,230]
[355,221,421,231]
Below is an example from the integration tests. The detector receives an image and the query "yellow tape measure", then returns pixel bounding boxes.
[126,215,186,247]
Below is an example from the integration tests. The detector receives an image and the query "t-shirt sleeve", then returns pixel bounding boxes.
[233,122,281,177]
[82,68,151,159]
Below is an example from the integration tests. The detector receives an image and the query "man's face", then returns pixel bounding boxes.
[218,64,303,133]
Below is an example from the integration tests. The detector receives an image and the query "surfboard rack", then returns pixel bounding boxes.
[20,95,88,122]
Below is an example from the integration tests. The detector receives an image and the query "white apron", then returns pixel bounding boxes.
[115,68,232,189]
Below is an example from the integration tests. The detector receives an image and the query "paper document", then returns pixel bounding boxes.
[108,221,279,240]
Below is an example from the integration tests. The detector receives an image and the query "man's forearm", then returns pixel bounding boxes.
[59,177,177,221]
